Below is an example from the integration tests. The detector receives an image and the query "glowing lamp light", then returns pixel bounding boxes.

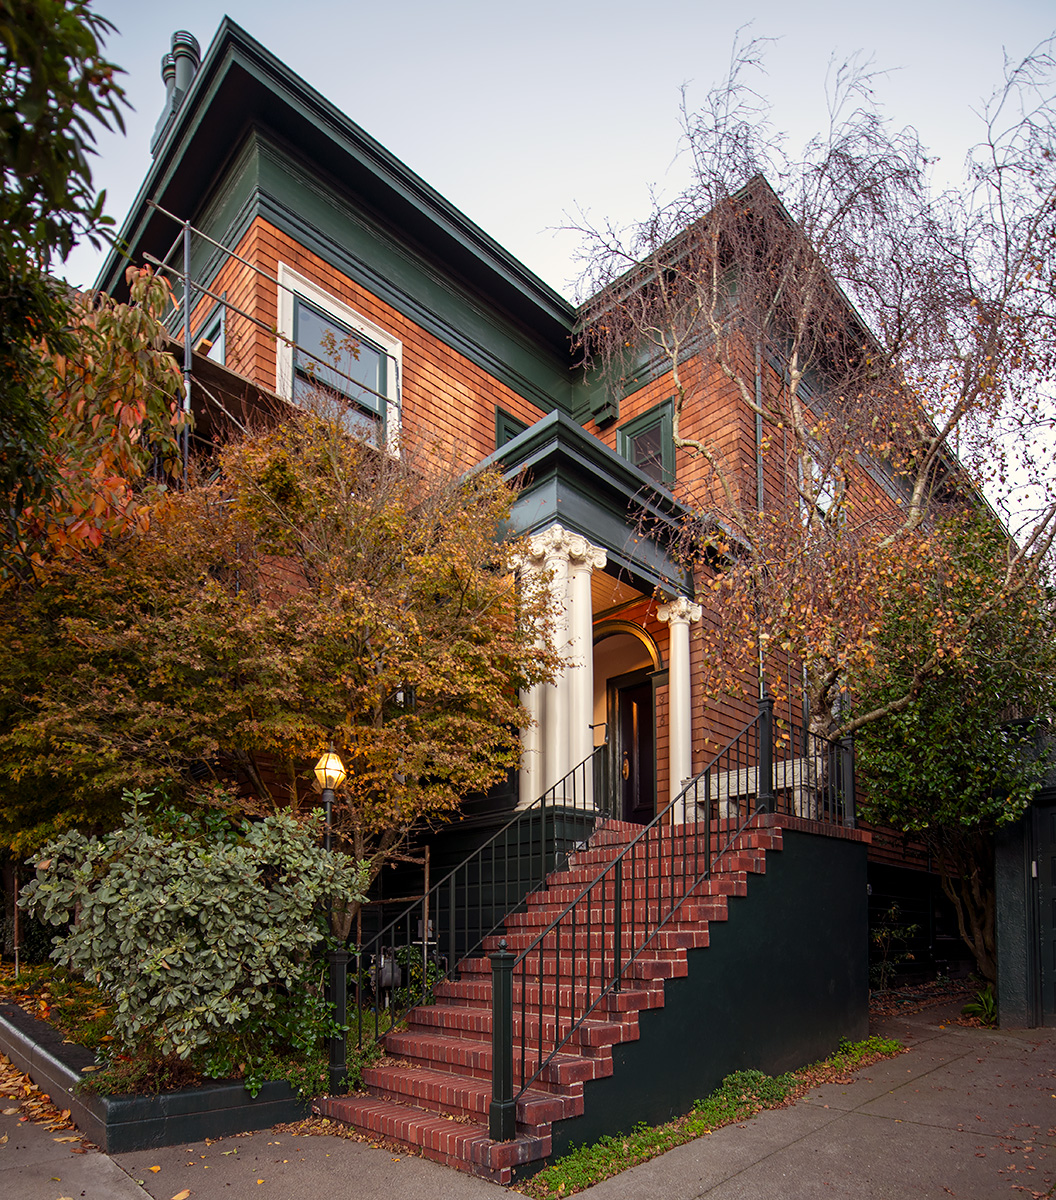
[314,748,346,791]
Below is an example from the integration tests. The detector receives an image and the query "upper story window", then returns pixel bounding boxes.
[276,264,401,452]
[617,400,674,487]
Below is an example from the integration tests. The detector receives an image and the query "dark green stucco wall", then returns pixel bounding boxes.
[996,812,1039,1028]
[543,829,869,1162]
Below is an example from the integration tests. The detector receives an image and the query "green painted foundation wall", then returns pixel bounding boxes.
[543,829,869,1162]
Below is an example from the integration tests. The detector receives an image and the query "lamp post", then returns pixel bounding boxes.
[314,746,346,853]
[314,745,348,1095]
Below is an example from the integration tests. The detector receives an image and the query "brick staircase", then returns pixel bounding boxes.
[315,815,784,1184]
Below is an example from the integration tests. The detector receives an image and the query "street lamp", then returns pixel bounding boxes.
[314,744,349,1095]
[314,746,346,853]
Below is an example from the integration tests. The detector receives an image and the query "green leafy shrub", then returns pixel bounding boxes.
[962,984,997,1027]
[391,942,446,1009]
[19,794,367,1094]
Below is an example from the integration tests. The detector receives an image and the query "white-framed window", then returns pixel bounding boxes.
[276,264,401,452]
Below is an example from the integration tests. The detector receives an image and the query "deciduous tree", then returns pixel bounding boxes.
[0,414,555,931]
[576,39,1056,740]
[854,517,1056,983]
[0,0,127,520]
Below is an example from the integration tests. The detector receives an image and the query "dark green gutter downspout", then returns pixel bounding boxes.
[755,339,765,699]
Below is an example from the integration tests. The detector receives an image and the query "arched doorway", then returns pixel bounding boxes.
[594,624,662,824]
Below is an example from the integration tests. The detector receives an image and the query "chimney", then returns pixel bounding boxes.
[171,31,201,96]
[150,31,201,157]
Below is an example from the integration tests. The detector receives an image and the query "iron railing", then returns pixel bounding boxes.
[771,720,855,829]
[487,693,855,1139]
[347,743,612,1054]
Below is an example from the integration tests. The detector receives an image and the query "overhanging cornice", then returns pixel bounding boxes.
[95,19,576,352]
[479,411,694,597]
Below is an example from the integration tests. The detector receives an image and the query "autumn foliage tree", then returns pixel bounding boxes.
[5,266,187,576]
[0,414,555,923]
[576,41,1056,740]
[575,41,1056,982]
[0,0,127,521]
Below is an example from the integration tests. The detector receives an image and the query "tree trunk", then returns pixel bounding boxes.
[924,827,996,984]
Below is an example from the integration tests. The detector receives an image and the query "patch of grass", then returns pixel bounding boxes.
[519,1036,904,1199]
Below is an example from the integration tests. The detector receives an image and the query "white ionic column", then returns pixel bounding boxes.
[517,525,607,806]
[516,541,549,808]
[566,535,607,806]
[518,681,543,808]
[539,529,571,792]
[659,595,702,823]
[566,536,607,770]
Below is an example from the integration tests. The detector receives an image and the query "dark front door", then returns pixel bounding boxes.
[617,679,655,825]
[1036,805,1056,1024]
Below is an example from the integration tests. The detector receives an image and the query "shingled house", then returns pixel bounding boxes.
[93,21,961,1180]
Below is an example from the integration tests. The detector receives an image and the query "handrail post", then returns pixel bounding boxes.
[757,691,775,813]
[613,858,623,993]
[839,736,856,827]
[489,939,517,1142]
[328,948,350,1095]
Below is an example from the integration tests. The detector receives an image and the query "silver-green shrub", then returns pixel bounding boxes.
[20,795,367,1080]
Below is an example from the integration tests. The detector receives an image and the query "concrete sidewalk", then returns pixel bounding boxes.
[3,998,1054,1199]
[577,1000,1056,1199]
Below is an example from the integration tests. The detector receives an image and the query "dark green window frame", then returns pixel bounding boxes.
[617,400,675,486]
[495,407,529,448]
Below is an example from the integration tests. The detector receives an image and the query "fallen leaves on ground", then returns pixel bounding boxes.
[0,1052,78,1134]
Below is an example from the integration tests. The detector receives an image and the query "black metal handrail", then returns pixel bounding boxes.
[349,742,612,1051]
[773,720,855,828]
[487,694,856,1140]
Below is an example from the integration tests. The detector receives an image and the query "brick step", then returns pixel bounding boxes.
[511,895,728,923]
[313,1093,546,1185]
[545,860,755,888]
[526,870,735,896]
[456,947,690,983]
[404,1003,633,1050]
[383,1029,601,1089]
[435,977,664,1014]
[483,926,712,955]
[360,1064,578,1126]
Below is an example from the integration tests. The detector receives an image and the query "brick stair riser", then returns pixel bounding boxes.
[435,979,665,1014]
[455,945,691,982]
[360,1066,577,1127]
[404,1003,634,1049]
[536,861,735,886]
[312,1095,547,1185]
[382,1031,599,1090]
[546,857,760,888]
[483,926,712,955]
[511,896,727,924]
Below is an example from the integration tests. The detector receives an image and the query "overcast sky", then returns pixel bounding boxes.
[61,1,1055,301]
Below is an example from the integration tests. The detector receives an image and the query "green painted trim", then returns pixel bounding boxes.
[481,411,693,597]
[96,19,577,344]
[117,121,579,419]
[495,407,529,448]
[617,399,675,486]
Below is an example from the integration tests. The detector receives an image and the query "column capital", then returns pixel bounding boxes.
[658,595,702,626]
[526,523,606,571]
